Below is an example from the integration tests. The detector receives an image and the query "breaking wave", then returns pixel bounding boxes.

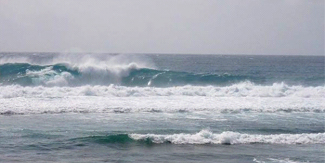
[1,53,324,115]
[129,130,325,145]
[73,130,325,145]
[0,63,258,87]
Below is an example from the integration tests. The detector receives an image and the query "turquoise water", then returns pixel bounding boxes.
[0,53,324,162]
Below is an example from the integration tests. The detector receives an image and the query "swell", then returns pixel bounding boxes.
[0,63,258,87]
[124,68,255,87]
[71,130,325,145]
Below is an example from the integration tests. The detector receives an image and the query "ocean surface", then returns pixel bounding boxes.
[0,53,324,163]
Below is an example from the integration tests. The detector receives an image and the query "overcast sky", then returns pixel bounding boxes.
[0,0,324,55]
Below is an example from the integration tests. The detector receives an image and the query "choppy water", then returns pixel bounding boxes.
[0,53,324,162]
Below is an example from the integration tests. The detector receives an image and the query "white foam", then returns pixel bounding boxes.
[129,129,325,145]
[0,83,324,114]
[0,95,323,114]
[0,82,324,98]
[253,158,310,163]
[267,158,308,163]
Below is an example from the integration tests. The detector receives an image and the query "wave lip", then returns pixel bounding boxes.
[129,130,325,145]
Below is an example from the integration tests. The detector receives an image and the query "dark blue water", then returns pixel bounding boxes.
[0,53,324,163]
[151,54,324,86]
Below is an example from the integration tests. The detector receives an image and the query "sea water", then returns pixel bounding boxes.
[0,53,324,163]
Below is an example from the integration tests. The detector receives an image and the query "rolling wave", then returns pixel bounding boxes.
[130,130,325,145]
[72,130,325,145]
[0,63,258,87]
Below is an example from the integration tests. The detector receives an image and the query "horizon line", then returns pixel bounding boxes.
[0,51,324,56]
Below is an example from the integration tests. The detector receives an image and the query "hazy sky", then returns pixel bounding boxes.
[0,0,324,55]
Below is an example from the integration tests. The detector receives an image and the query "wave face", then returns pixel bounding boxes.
[0,63,258,87]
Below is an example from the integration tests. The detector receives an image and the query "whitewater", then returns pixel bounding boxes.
[0,53,324,163]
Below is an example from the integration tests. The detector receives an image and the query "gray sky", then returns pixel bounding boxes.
[0,0,324,55]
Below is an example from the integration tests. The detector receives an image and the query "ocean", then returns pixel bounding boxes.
[0,53,324,163]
